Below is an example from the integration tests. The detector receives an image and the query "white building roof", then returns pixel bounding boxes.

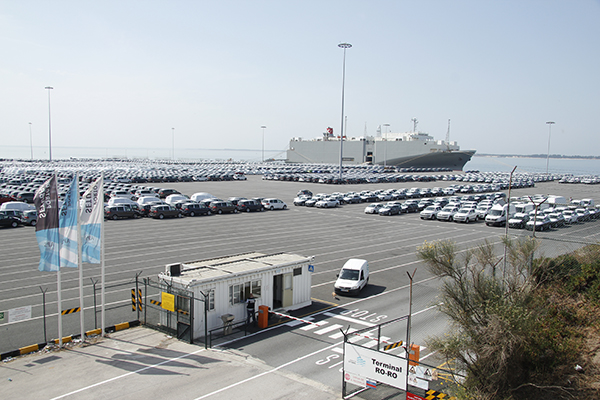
[163,252,311,286]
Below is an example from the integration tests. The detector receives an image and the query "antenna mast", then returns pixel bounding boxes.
[446,119,451,151]
[411,118,418,132]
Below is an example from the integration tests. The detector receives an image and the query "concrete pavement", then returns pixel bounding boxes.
[0,326,342,400]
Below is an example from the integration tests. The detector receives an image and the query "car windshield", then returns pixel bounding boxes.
[339,269,359,281]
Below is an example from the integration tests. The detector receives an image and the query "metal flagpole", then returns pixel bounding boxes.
[57,268,62,346]
[101,172,106,336]
[76,172,85,341]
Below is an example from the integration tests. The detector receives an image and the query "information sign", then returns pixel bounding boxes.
[344,342,408,391]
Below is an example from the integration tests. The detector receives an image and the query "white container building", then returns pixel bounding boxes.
[159,252,314,340]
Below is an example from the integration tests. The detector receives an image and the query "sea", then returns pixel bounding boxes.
[1,145,599,176]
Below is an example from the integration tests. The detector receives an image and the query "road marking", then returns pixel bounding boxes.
[314,324,344,335]
[329,327,357,339]
[300,321,325,331]
[286,316,314,327]
[362,336,390,349]
[323,312,375,327]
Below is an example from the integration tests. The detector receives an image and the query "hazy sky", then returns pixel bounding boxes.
[2,1,599,157]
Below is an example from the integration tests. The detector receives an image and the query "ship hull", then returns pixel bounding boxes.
[287,138,476,170]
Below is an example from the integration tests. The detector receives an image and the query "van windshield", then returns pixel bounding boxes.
[339,269,359,281]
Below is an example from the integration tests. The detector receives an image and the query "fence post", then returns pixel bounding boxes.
[39,286,48,343]
[90,278,98,329]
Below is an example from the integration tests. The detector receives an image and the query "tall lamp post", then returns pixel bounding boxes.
[382,123,390,169]
[172,127,175,160]
[29,122,33,160]
[261,125,267,162]
[45,86,53,161]
[338,42,352,181]
[545,121,555,175]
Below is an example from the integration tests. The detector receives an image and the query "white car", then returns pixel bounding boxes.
[437,206,460,221]
[364,203,384,214]
[453,207,478,223]
[315,197,340,208]
[165,194,189,205]
[562,209,579,224]
[262,198,287,210]
[420,206,442,220]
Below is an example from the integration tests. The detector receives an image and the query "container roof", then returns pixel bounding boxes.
[166,252,310,285]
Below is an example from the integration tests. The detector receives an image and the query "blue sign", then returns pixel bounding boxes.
[308,264,314,272]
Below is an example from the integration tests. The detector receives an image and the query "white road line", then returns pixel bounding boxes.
[331,347,343,354]
[300,321,326,331]
[286,316,314,327]
[314,324,344,335]
[323,312,375,327]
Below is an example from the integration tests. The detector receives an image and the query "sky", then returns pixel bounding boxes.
[1,0,599,159]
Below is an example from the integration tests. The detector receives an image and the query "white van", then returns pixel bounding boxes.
[0,201,35,212]
[334,259,369,295]
[190,192,215,203]
[485,204,516,227]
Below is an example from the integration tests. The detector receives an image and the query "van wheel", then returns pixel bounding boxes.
[218,209,223,214]
[158,214,164,219]
[270,206,274,210]
[207,211,211,215]
[11,221,18,228]
[31,220,37,226]
[112,215,118,220]
[246,208,251,212]
[190,211,195,217]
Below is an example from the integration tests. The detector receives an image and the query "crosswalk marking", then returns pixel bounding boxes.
[314,324,343,335]
[299,321,325,331]
[286,316,314,327]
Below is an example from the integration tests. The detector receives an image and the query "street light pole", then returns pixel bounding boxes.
[172,128,175,160]
[29,122,33,160]
[382,123,390,169]
[338,42,352,181]
[545,121,555,175]
[261,126,267,162]
[45,86,53,161]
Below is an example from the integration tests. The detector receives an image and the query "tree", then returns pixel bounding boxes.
[417,237,580,399]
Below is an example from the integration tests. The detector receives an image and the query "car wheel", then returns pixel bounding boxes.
[218,209,223,214]
[234,209,238,213]
[207,211,211,215]
[159,214,164,219]
[283,205,287,210]
[112,215,118,220]
[270,206,274,210]
[261,207,264,211]
[31,220,37,226]
[178,213,183,218]
[190,211,195,217]
[11,221,18,228]
[465,218,469,224]
[246,208,251,212]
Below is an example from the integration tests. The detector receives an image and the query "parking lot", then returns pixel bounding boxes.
[1,174,599,357]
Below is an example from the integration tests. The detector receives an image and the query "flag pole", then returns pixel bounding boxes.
[76,172,85,342]
[101,172,106,337]
[58,267,62,347]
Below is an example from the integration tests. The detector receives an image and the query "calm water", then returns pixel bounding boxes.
[1,145,598,175]
[466,156,600,176]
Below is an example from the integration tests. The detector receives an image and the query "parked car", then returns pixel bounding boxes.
[562,209,579,224]
[297,190,313,197]
[343,194,362,204]
[420,205,442,220]
[104,205,141,220]
[364,203,384,214]
[237,199,264,212]
[209,201,238,214]
[158,188,181,199]
[262,198,287,210]
[379,203,402,216]
[436,206,460,221]
[453,207,478,223]
[526,215,552,231]
[547,212,565,228]
[20,209,37,226]
[293,195,311,206]
[148,204,183,219]
[315,197,340,208]
[0,213,20,228]
[508,213,530,229]
[180,202,211,216]
[13,192,35,203]
[334,259,369,296]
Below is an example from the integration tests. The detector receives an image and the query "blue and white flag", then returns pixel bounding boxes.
[59,177,78,268]
[33,175,60,272]
[80,176,103,264]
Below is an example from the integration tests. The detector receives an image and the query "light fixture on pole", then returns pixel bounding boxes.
[545,121,555,175]
[261,126,267,162]
[338,42,352,181]
[29,122,33,160]
[382,123,390,169]
[172,127,175,160]
[45,86,53,161]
